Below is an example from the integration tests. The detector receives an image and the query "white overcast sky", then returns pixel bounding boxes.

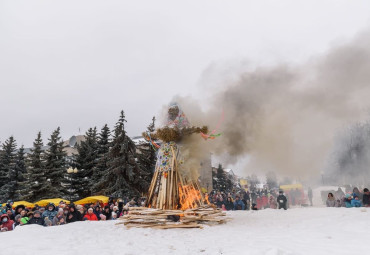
[1,0,370,148]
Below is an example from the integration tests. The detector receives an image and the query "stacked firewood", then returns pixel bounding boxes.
[117,205,229,229]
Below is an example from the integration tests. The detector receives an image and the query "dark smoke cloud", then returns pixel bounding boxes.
[168,29,370,180]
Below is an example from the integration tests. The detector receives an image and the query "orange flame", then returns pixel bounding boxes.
[179,184,202,210]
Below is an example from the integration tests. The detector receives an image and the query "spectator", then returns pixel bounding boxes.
[326,193,336,207]
[67,204,82,223]
[344,194,353,208]
[28,210,44,226]
[7,209,15,221]
[351,196,362,207]
[53,208,66,226]
[94,205,102,220]
[103,205,112,220]
[224,197,234,211]
[14,214,22,226]
[0,214,15,232]
[352,187,363,201]
[363,188,370,207]
[84,208,98,221]
[277,190,288,210]
[233,196,245,210]
[21,211,33,225]
[42,203,58,221]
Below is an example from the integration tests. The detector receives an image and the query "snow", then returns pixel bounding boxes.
[2,207,370,255]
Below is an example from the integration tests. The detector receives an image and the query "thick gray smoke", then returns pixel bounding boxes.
[326,120,370,185]
[168,30,370,180]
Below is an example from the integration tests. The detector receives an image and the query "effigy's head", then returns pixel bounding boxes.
[166,103,190,129]
[168,104,180,121]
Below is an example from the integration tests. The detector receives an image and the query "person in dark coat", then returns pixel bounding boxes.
[277,190,288,210]
[66,204,82,223]
[14,204,26,217]
[102,205,112,220]
[363,188,370,207]
[28,210,44,226]
[94,205,102,220]
[224,197,234,211]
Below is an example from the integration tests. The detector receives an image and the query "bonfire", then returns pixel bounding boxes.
[118,103,228,229]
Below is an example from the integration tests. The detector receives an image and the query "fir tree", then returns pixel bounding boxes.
[0,136,17,202]
[137,116,156,183]
[12,146,27,201]
[213,164,228,192]
[96,111,150,197]
[91,124,111,194]
[74,127,98,198]
[44,127,68,198]
[21,132,57,201]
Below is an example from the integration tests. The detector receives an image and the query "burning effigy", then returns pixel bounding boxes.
[119,103,228,229]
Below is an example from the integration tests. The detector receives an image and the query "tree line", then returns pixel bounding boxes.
[0,111,156,203]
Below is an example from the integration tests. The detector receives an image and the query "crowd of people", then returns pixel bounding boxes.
[207,188,304,211]
[0,197,146,232]
[326,187,370,208]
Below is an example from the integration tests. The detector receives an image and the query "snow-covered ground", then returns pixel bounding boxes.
[2,206,370,255]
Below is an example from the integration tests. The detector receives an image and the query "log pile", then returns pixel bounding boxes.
[117,205,229,229]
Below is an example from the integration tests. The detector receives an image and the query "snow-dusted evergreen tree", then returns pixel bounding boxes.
[44,127,68,198]
[96,111,149,197]
[0,136,17,202]
[137,116,156,183]
[21,132,57,201]
[12,146,27,201]
[74,127,98,198]
[91,124,111,194]
[213,164,228,192]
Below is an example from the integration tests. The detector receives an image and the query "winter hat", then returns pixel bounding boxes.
[34,210,41,217]
[58,208,64,213]
[113,206,118,211]
[99,214,106,221]
[76,205,83,210]
[364,188,369,192]
[15,215,22,222]
[345,194,351,198]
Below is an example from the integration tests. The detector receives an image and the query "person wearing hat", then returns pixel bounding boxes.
[42,203,58,221]
[363,188,370,207]
[28,210,44,226]
[0,214,15,232]
[277,190,288,210]
[344,194,353,208]
[83,208,98,221]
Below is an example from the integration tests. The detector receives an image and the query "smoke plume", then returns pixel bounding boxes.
[166,30,370,181]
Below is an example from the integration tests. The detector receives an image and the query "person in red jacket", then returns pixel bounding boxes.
[83,208,98,221]
[1,214,15,232]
